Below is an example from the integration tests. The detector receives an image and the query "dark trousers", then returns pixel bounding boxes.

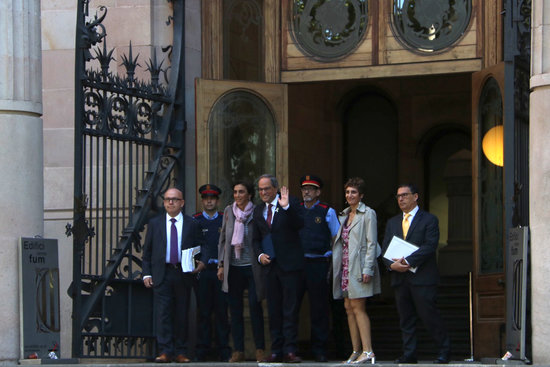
[394,282,451,358]
[195,266,231,360]
[265,261,302,355]
[227,265,265,352]
[154,265,195,356]
[297,259,330,356]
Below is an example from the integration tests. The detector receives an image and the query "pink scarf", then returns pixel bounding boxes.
[231,201,254,259]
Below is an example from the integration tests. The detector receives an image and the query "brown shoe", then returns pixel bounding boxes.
[154,353,171,363]
[229,351,245,363]
[174,354,190,363]
[283,352,302,363]
[255,349,265,362]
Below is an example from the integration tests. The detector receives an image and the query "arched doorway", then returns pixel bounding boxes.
[420,126,473,276]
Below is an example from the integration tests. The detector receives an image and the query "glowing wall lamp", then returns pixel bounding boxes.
[481,125,504,166]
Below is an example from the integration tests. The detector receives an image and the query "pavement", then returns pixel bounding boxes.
[15,358,536,367]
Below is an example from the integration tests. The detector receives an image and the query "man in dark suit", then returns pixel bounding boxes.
[381,183,451,364]
[253,174,304,363]
[142,187,205,363]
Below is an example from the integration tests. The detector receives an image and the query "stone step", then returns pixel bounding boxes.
[18,359,533,366]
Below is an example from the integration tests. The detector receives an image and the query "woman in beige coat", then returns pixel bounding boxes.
[217,182,265,363]
[333,177,381,364]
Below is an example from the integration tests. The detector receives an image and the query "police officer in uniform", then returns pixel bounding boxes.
[297,175,340,362]
[193,184,231,362]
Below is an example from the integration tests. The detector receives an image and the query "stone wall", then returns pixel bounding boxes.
[530,0,550,363]
[0,0,43,362]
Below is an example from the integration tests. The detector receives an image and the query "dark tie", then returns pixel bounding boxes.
[169,218,179,264]
[266,204,273,228]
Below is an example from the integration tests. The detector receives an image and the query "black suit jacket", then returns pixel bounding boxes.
[381,209,440,287]
[252,197,305,272]
[142,213,204,286]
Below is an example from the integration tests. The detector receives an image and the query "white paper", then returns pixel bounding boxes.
[383,236,418,273]
[181,246,201,272]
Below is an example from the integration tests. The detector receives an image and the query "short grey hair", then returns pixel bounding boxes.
[257,173,278,189]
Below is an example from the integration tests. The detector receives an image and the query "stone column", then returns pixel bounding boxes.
[530,0,550,363]
[0,0,43,362]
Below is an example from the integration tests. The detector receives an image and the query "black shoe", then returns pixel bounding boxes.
[314,354,328,362]
[262,353,283,363]
[395,355,418,364]
[192,355,205,362]
[433,353,450,364]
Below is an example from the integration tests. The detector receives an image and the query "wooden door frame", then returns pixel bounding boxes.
[195,78,288,206]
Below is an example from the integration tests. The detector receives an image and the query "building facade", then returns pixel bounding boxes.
[1,0,549,364]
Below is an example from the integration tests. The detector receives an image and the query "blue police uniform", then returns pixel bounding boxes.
[297,175,340,361]
[193,184,230,362]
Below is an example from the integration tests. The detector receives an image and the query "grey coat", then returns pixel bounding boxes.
[218,204,265,300]
[332,202,381,299]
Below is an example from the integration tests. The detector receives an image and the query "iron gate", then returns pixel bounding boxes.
[66,0,185,358]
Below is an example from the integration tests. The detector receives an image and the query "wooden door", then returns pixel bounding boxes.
[471,62,506,359]
[195,78,288,207]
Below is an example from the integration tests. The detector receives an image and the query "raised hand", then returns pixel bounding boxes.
[278,186,289,207]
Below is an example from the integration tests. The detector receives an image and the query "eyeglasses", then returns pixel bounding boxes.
[395,193,413,199]
[164,197,182,203]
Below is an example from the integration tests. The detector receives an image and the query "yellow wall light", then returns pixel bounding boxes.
[482,125,504,167]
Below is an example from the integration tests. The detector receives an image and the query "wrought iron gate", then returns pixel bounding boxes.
[66,0,185,358]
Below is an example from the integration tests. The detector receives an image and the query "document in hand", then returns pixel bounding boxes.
[181,246,201,272]
[261,233,276,259]
[383,236,418,273]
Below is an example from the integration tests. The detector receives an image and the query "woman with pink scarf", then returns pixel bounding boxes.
[217,181,266,363]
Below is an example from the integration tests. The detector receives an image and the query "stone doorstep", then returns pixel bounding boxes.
[15,360,534,367]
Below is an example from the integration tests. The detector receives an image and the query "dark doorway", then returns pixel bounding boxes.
[340,92,472,360]
[343,91,399,238]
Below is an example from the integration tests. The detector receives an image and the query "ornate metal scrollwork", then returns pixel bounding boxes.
[73,0,184,359]
[82,40,170,141]
[517,0,531,59]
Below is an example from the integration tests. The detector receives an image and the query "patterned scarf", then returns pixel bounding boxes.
[231,201,254,259]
